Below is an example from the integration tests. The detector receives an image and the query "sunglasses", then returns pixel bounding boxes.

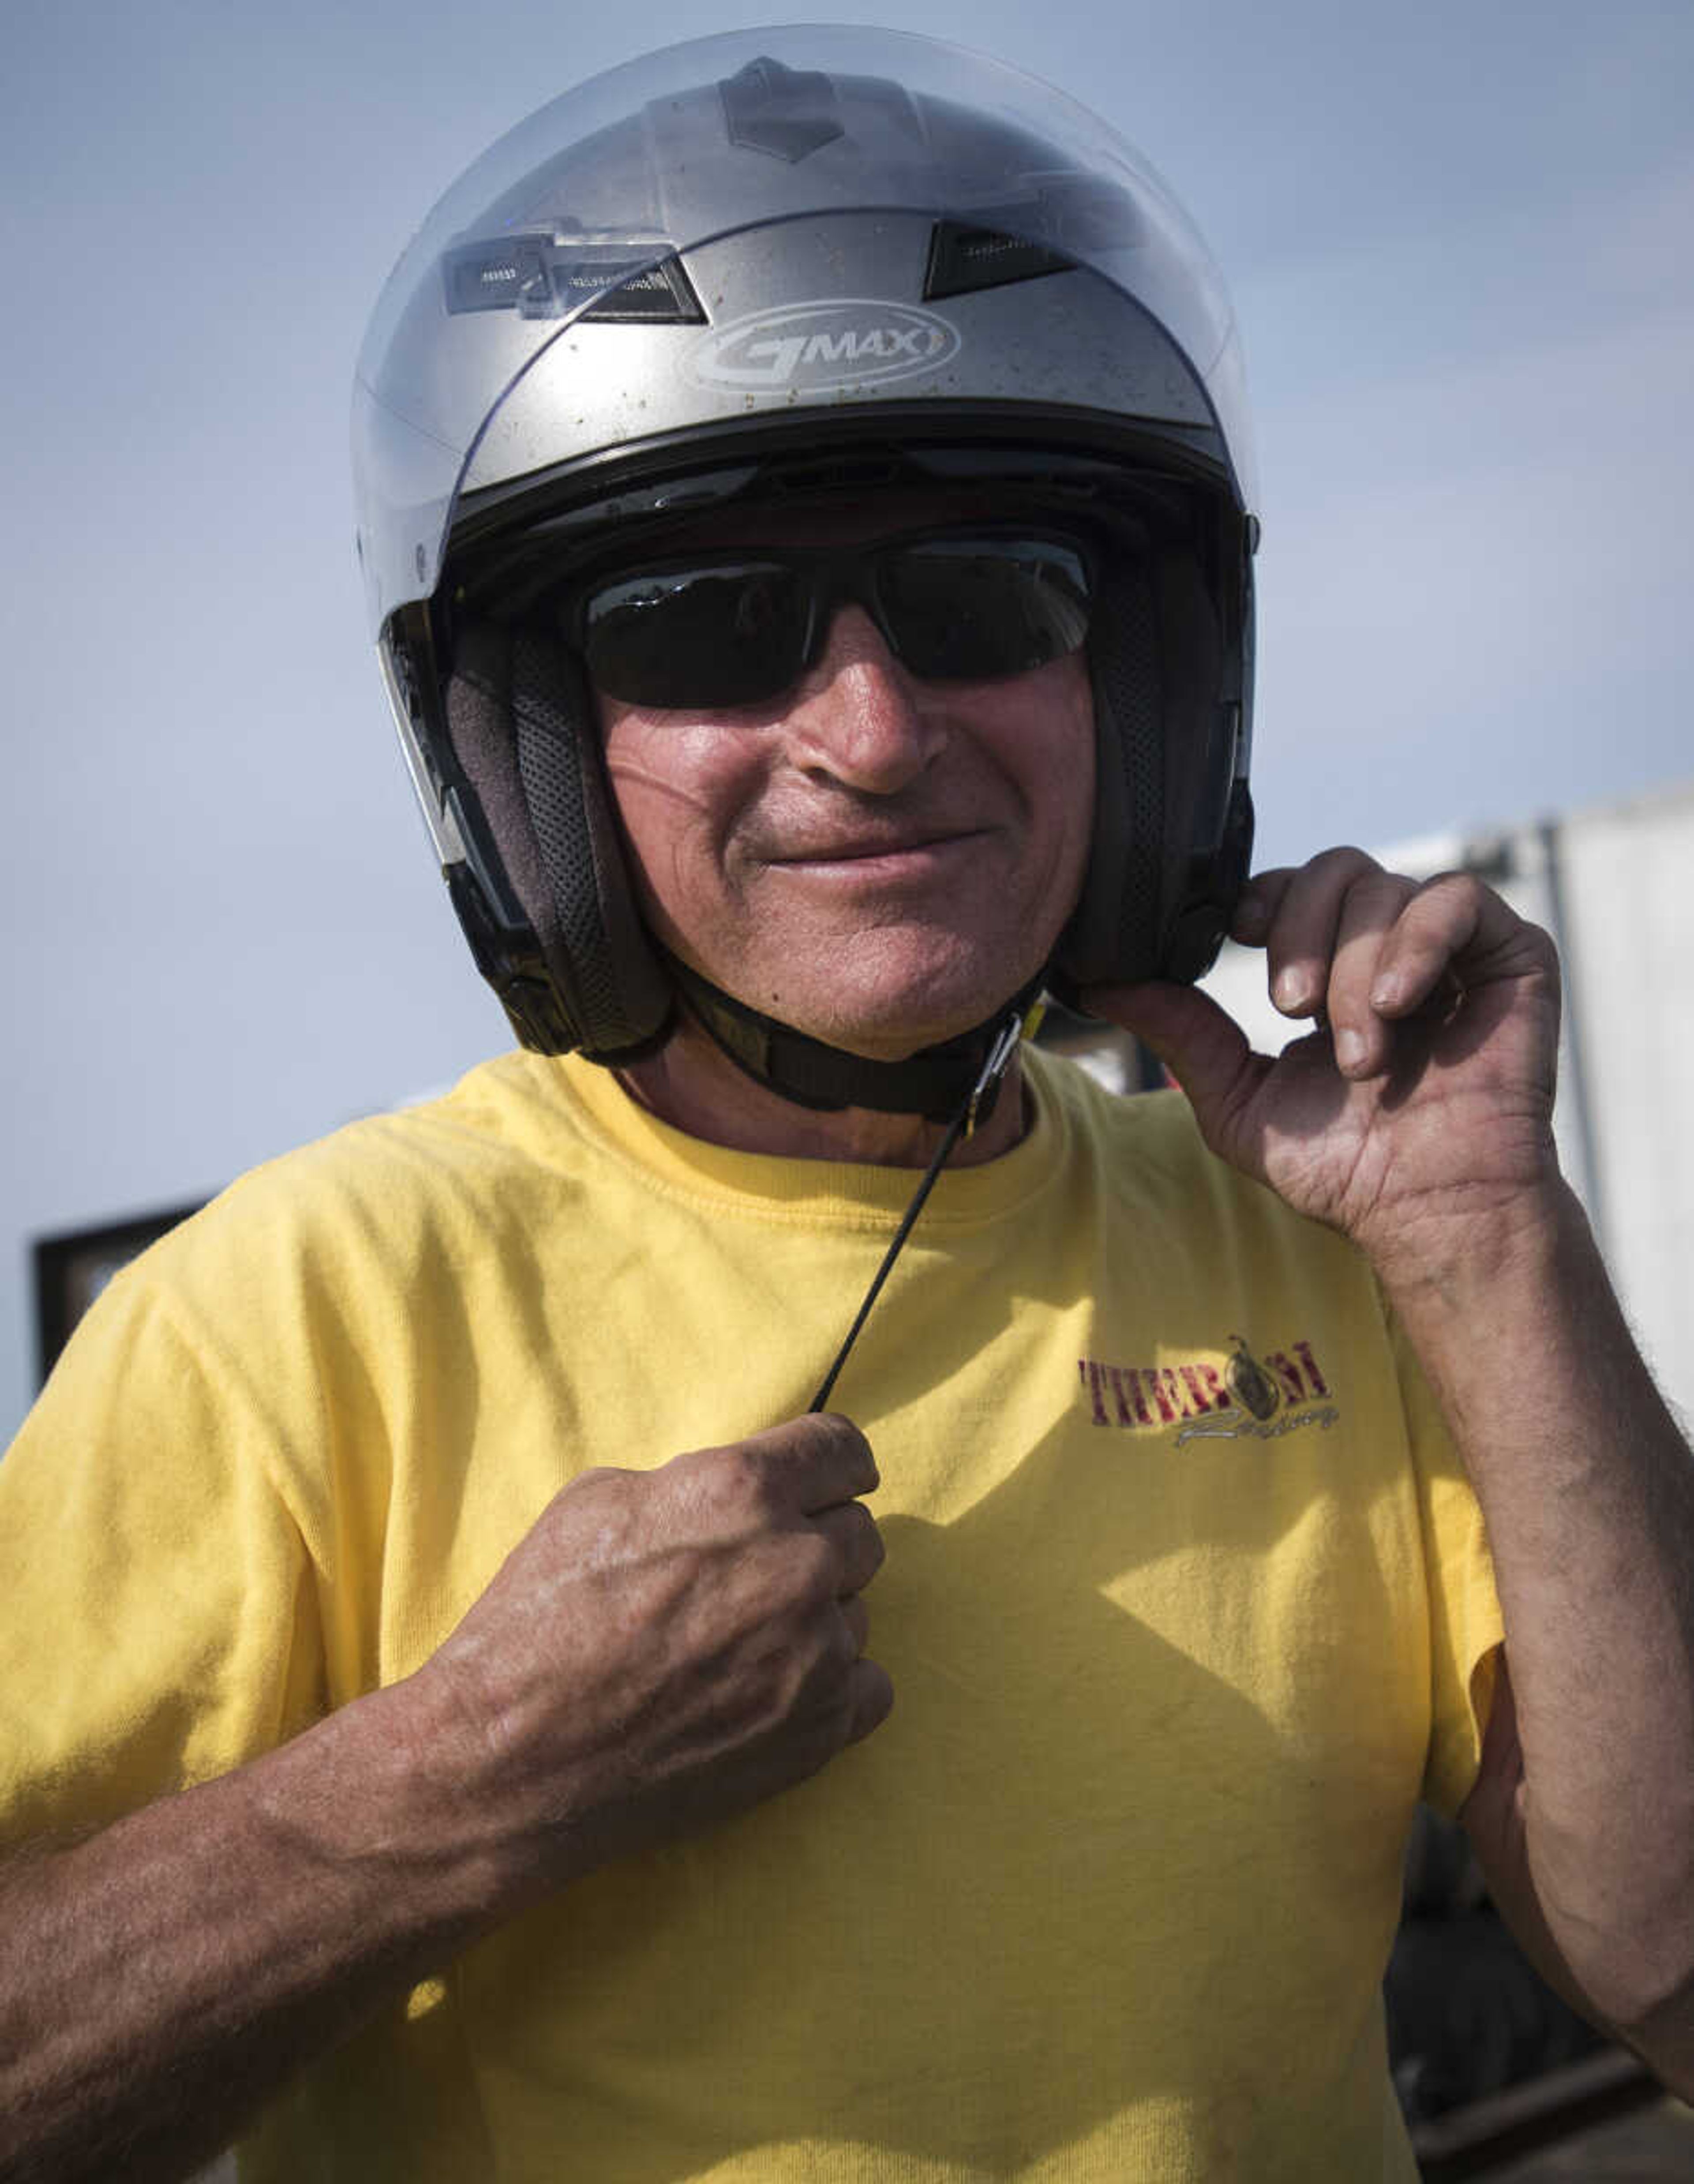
[565,526,1096,710]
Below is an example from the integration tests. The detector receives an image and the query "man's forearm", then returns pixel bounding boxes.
[0,1672,506,2184]
[1383,1178,1694,2081]
[0,1415,890,2183]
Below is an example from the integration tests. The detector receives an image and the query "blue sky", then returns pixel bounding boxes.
[3,0,1692,1435]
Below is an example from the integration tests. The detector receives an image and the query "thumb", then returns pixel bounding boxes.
[1081,981,1259,1146]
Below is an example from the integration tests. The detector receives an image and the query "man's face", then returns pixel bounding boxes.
[595,499,1097,1063]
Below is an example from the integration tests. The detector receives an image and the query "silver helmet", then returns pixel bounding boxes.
[353,26,1259,1097]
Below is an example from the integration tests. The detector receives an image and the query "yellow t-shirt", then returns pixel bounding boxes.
[1,1046,1500,2180]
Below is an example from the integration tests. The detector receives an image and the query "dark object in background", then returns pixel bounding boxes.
[1388,1805,1603,2124]
[1387,1805,1667,2178]
[34,1204,204,1385]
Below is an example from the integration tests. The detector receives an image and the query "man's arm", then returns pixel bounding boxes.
[0,1672,486,2184]
[1089,850,1694,2092]
[0,1414,891,2184]
[1410,1178,1694,2082]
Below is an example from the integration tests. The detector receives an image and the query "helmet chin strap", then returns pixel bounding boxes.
[664,955,1046,1129]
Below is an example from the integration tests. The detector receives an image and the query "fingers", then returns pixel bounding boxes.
[839,1592,870,1655]
[738,1410,879,1513]
[815,1536,891,1752]
[1228,865,1293,948]
[844,1657,895,1743]
[1328,865,1422,1075]
[813,1497,885,1595]
[1368,872,1530,1016]
[1238,850,1405,1026]
[668,1414,884,1594]
[834,1599,892,1742]
[1237,852,1540,1080]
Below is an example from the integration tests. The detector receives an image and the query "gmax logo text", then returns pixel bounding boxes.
[688,301,961,394]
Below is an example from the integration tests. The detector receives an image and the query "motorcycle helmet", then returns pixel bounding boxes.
[352,26,1259,1114]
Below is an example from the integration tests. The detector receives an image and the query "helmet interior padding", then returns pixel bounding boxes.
[446,622,671,1056]
[1060,551,1166,991]
[1055,540,1238,995]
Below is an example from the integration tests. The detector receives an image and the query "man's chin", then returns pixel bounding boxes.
[752,979,1034,1061]
[667,922,1054,1059]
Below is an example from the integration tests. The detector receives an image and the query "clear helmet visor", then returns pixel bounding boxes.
[352,24,1255,636]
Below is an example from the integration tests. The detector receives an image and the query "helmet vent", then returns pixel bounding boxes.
[444,238,704,324]
[578,256,705,325]
[923,221,1077,301]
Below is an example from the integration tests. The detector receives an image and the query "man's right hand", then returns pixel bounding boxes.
[415,1411,892,1900]
[0,1417,887,2183]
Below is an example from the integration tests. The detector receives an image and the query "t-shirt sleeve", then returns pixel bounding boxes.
[0,1260,324,1854]
[1391,1311,1505,1817]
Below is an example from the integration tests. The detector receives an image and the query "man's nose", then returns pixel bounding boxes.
[782,605,944,794]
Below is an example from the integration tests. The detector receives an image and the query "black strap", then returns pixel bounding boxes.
[808,1009,1027,1412]
[668,957,1043,1126]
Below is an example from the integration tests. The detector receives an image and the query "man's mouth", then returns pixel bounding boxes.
[768,826,986,868]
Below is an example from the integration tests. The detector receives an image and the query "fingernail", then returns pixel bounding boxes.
[1274,968,1312,1013]
[1335,1027,1367,1072]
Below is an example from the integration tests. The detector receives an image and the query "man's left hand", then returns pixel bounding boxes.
[1084,848,1564,1291]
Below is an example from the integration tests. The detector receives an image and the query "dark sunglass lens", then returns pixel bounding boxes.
[881,538,1092,681]
[581,563,807,707]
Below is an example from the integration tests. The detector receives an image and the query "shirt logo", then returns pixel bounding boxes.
[687,300,962,394]
[1077,1335,1340,1445]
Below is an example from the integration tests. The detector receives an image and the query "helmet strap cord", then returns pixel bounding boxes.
[807,1001,1036,1414]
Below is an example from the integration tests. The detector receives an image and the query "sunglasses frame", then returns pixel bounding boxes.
[563,522,1100,710]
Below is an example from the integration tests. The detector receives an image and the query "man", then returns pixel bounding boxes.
[4,26,1692,2183]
